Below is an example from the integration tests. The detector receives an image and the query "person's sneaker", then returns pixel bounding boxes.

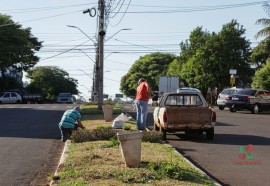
[61,138,67,142]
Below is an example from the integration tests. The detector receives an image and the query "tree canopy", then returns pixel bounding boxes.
[168,20,253,95]
[26,66,78,102]
[252,60,270,90]
[0,14,42,77]
[120,52,175,98]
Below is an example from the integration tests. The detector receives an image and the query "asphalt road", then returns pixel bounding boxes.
[121,104,270,186]
[0,104,76,186]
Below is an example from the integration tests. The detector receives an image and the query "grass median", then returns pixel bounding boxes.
[50,103,215,186]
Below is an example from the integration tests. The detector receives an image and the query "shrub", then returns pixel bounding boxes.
[71,128,163,144]
[96,126,113,129]
[122,125,131,130]
[142,131,163,143]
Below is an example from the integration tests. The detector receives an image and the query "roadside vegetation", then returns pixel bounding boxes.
[49,104,215,186]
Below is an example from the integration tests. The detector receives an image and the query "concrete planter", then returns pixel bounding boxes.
[117,131,143,168]
[102,105,114,122]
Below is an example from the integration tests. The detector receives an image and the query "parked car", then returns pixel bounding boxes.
[217,87,242,110]
[0,92,22,104]
[56,93,74,103]
[153,89,216,140]
[225,89,270,114]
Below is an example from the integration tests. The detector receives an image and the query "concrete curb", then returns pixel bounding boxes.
[50,140,71,186]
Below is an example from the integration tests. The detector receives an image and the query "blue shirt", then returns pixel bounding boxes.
[58,109,81,128]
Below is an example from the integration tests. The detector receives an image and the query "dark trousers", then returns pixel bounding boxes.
[59,126,73,142]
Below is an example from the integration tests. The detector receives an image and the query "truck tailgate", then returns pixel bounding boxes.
[166,106,212,125]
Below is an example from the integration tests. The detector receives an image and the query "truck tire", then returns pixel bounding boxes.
[206,128,214,140]
[251,104,260,114]
[160,127,166,141]
[218,106,225,110]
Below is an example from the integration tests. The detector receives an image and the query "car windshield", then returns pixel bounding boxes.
[0,92,4,97]
[237,89,257,96]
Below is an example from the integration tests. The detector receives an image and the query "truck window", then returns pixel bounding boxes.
[165,95,203,106]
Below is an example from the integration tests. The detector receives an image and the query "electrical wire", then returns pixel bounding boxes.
[109,0,131,27]
[40,40,90,61]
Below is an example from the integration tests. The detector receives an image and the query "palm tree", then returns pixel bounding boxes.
[255,4,270,39]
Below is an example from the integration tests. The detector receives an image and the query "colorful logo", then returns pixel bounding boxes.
[239,144,254,160]
[233,144,262,167]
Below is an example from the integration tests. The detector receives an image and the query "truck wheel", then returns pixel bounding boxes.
[159,127,166,141]
[206,128,214,140]
[218,106,225,110]
[154,123,159,131]
[251,104,260,114]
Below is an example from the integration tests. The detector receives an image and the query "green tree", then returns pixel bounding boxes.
[0,14,42,78]
[252,60,270,90]
[251,38,270,68]
[120,52,175,97]
[168,20,253,97]
[26,66,78,102]
[215,20,252,89]
[252,4,270,68]
[0,77,24,91]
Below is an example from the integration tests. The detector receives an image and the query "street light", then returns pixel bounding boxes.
[104,52,120,59]
[96,28,131,109]
[67,25,99,102]
[104,28,132,43]
[67,25,96,45]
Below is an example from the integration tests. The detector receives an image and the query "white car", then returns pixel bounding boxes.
[56,93,74,103]
[0,92,22,104]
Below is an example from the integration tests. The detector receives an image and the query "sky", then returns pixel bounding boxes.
[0,0,268,100]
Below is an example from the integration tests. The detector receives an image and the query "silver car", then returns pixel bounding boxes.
[0,92,22,104]
[56,93,74,103]
[217,88,242,110]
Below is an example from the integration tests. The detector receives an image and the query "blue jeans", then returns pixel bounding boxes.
[135,100,148,130]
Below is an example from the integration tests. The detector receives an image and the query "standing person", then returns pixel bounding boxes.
[135,78,151,130]
[58,106,85,142]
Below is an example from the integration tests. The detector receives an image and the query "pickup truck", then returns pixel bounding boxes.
[153,90,216,140]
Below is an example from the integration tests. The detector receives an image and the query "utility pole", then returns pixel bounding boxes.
[94,47,99,102]
[97,0,106,109]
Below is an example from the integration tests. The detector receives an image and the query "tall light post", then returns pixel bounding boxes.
[67,25,99,102]
[77,49,96,101]
[105,28,132,43]
[97,28,131,109]
[67,25,96,45]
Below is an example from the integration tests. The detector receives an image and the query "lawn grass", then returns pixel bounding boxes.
[50,104,215,186]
